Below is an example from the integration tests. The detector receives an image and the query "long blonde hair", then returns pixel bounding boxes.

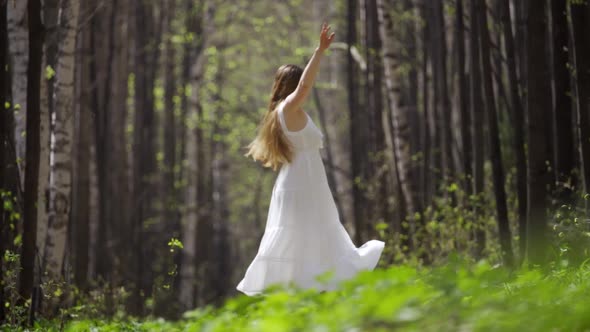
[245,64,303,171]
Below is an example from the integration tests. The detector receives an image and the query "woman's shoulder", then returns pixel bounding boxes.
[277,98,287,111]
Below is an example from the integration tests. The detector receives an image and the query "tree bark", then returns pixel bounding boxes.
[163,0,178,249]
[477,0,514,267]
[501,0,528,261]
[347,0,366,243]
[178,0,205,310]
[130,0,160,314]
[551,0,576,201]
[35,0,59,288]
[73,29,90,291]
[18,0,44,319]
[7,0,28,189]
[0,0,18,322]
[420,0,433,208]
[571,1,590,200]
[43,0,80,281]
[469,0,486,255]
[364,0,389,237]
[312,87,347,227]
[377,0,421,241]
[432,0,454,183]
[456,0,471,197]
[526,0,551,265]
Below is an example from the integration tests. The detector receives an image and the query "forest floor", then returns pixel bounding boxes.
[31,257,589,332]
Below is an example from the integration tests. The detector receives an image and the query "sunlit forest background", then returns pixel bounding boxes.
[1,0,590,329]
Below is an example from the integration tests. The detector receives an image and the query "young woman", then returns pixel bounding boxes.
[237,23,384,296]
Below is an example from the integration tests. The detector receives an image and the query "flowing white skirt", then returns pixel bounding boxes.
[237,151,385,296]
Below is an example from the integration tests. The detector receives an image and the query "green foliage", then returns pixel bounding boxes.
[45,65,56,80]
[167,238,184,252]
[42,259,590,331]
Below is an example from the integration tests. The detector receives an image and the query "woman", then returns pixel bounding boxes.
[237,23,384,296]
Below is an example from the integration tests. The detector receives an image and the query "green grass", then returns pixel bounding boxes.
[16,257,590,332]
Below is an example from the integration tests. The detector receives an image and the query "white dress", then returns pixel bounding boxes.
[236,99,385,296]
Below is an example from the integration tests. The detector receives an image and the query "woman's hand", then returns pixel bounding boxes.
[318,22,335,52]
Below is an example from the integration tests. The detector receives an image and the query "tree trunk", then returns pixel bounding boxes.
[501,0,528,261]
[477,0,514,267]
[526,0,551,265]
[433,0,454,183]
[420,0,433,208]
[377,0,421,240]
[312,87,346,227]
[347,0,366,243]
[456,0,471,198]
[470,0,486,255]
[35,0,59,288]
[178,0,204,310]
[404,0,420,210]
[72,0,92,289]
[43,0,80,282]
[211,54,230,304]
[73,44,90,292]
[131,0,159,314]
[571,1,590,200]
[0,0,18,321]
[18,0,43,319]
[7,0,28,189]
[163,0,178,248]
[551,0,576,201]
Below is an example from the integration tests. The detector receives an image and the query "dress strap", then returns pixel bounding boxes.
[277,100,289,133]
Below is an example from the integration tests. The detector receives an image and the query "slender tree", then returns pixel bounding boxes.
[179,0,205,310]
[501,0,527,260]
[456,0,471,197]
[35,0,59,285]
[347,0,366,243]
[469,0,486,254]
[526,0,552,265]
[43,0,80,283]
[7,0,28,188]
[19,0,44,320]
[570,1,590,198]
[420,0,433,208]
[477,0,514,267]
[364,0,388,237]
[72,9,90,289]
[377,0,422,248]
[551,0,576,200]
[0,0,17,321]
[432,0,454,183]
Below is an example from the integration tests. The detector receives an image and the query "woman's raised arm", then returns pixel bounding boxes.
[283,22,335,114]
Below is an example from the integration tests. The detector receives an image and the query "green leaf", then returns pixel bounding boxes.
[45,65,56,80]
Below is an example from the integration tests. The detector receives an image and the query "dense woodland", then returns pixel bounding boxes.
[1,0,590,327]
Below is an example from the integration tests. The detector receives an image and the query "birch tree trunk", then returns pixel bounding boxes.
[43,0,80,279]
[36,0,60,276]
[376,0,421,236]
[7,0,28,188]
